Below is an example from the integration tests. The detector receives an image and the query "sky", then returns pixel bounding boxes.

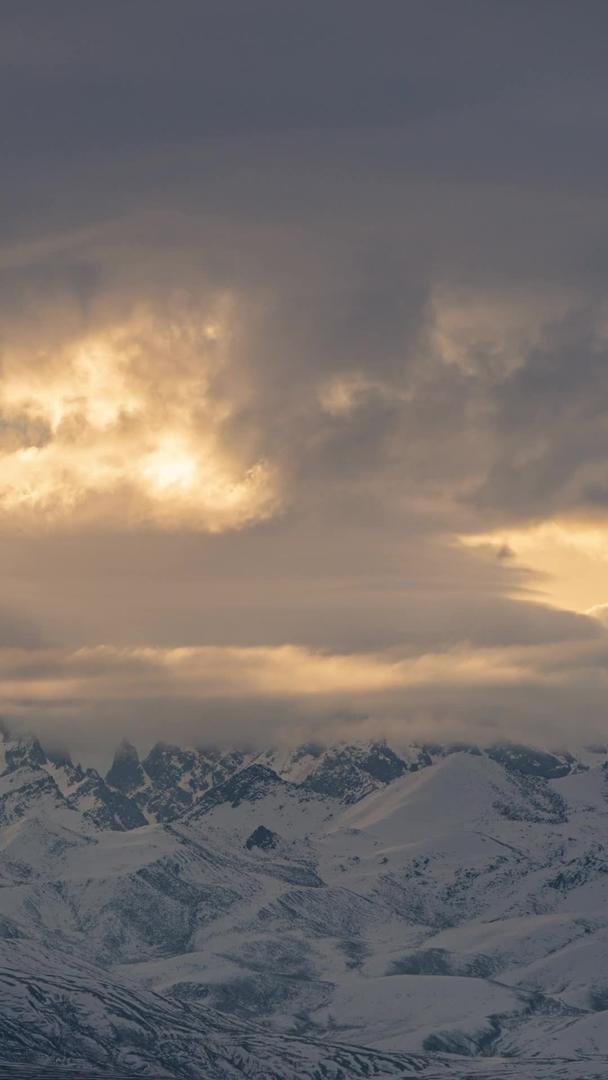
[3,0,608,758]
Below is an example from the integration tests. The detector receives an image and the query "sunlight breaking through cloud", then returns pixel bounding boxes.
[0,305,279,531]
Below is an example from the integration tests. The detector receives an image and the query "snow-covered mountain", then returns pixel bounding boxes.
[0,726,146,833]
[4,721,608,1077]
[252,740,431,802]
[104,738,249,822]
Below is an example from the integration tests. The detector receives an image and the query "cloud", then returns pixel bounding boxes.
[0,297,279,531]
[471,305,608,522]
[460,521,608,614]
[2,4,608,754]
[587,603,608,629]
[4,627,608,758]
[0,213,606,695]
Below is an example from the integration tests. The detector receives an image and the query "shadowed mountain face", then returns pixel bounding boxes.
[4,724,608,1077]
[188,763,289,815]
[103,740,249,823]
[486,744,575,779]
[105,739,146,794]
[0,727,147,832]
[300,742,415,800]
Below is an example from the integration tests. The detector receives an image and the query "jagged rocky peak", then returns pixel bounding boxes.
[0,724,147,833]
[1,726,48,774]
[143,740,187,783]
[301,740,415,803]
[486,742,575,779]
[105,738,146,794]
[198,745,250,786]
[190,763,287,817]
[252,738,434,804]
[358,741,416,781]
[102,738,251,824]
[143,740,212,792]
[222,762,286,798]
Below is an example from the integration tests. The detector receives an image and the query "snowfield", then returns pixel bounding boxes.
[3,727,608,1076]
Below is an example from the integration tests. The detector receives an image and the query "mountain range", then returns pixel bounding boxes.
[3,722,608,1077]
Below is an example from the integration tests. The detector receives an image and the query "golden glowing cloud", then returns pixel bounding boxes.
[0,641,527,710]
[0,304,279,531]
[460,520,608,614]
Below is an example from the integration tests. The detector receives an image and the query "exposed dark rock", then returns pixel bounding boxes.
[245,825,279,851]
[4,735,47,772]
[302,742,411,803]
[105,739,146,794]
[190,765,287,816]
[69,772,148,831]
[487,743,572,779]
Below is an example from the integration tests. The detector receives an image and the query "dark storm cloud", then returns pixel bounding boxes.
[474,308,608,519]
[0,1,606,165]
[2,2,608,750]
[1,0,608,245]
